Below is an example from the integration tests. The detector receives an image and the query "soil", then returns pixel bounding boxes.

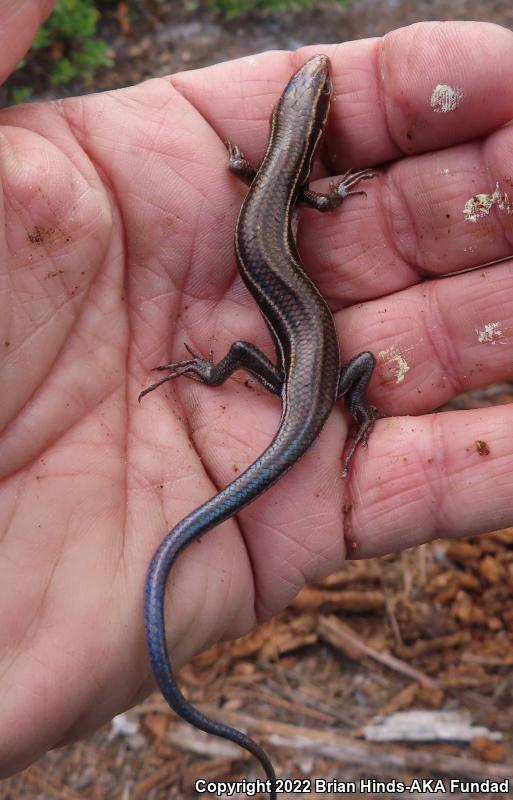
[7,0,513,99]
[3,2,513,799]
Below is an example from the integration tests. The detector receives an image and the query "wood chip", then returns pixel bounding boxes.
[294,587,385,612]
[363,710,503,744]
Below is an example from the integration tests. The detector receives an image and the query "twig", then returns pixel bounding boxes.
[318,615,441,690]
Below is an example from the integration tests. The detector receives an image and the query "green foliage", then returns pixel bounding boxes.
[20,0,112,92]
[209,0,348,16]
[10,86,32,105]
[35,0,100,46]
[48,57,78,85]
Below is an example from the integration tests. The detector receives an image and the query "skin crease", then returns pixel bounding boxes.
[1,0,513,776]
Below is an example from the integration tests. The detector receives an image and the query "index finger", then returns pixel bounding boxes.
[173,21,513,170]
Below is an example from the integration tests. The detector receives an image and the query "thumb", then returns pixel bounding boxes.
[0,1,55,87]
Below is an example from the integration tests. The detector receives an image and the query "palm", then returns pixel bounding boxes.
[0,57,347,773]
[2,12,513,778]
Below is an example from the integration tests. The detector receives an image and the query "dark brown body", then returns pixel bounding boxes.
[235,57,341,451]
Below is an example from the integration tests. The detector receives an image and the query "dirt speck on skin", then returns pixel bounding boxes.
[27,227,44,243]
[26,225,70,248]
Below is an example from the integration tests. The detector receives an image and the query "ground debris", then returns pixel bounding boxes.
[6,525,513,798]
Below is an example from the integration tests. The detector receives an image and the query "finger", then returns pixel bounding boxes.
[334,259,513,416]
[173,22,513,169]
[325,21,513,169]
[346,403,513,558]
[299,128,513,310]
[0,1,54,87]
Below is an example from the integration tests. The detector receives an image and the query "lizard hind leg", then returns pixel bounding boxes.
[138,340,284,402]
[226,141,258,184]
[337,351,381,477]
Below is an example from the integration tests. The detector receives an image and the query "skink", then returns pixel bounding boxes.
[141,54,379,798]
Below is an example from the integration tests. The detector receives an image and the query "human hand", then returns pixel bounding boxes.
[1,3,513,775]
